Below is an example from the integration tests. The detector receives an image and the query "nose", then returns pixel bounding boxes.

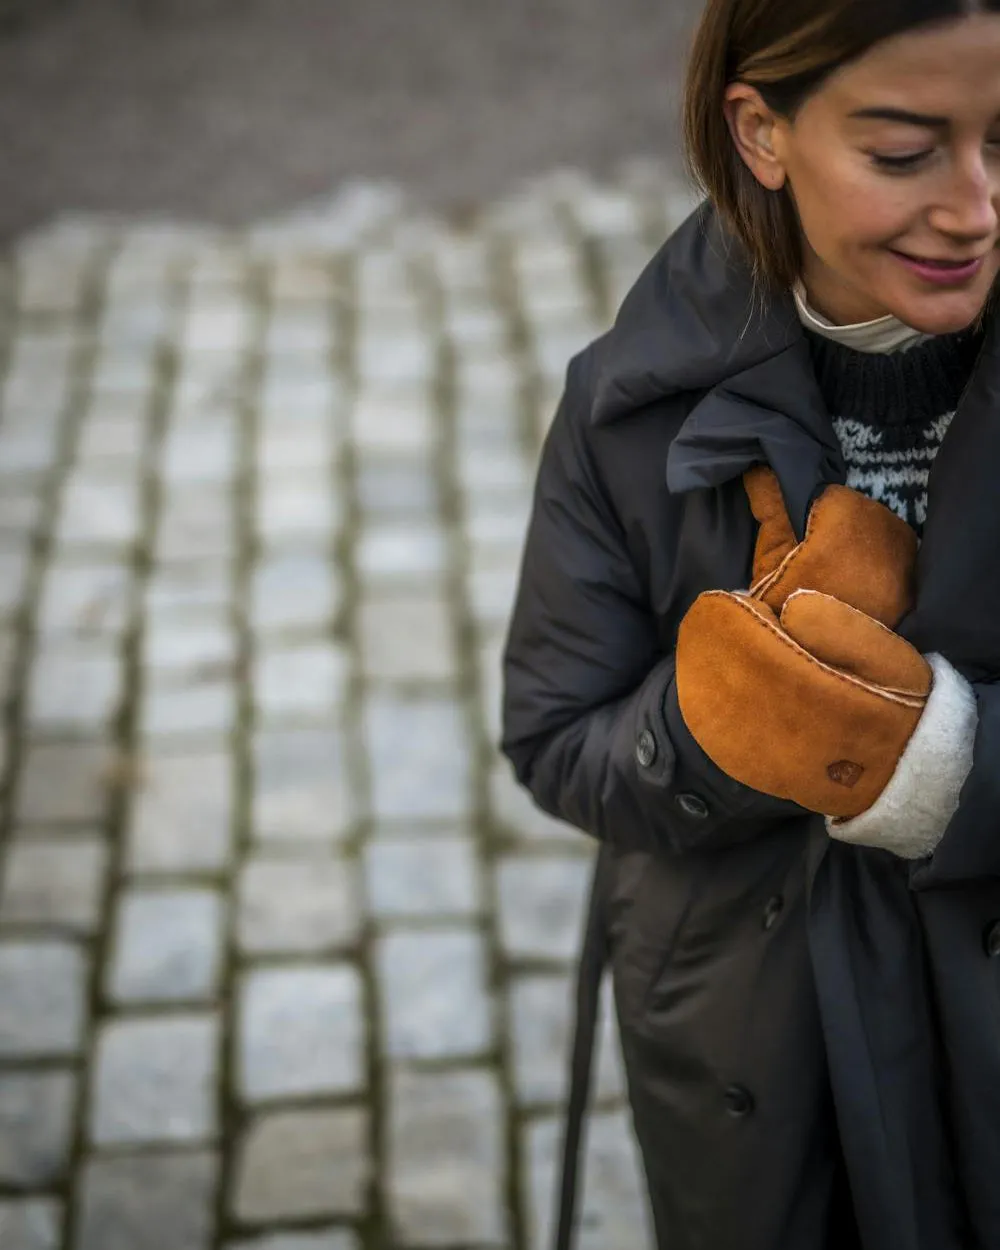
[929,152,1000,243]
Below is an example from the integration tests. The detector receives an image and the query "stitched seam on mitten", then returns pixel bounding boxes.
[781,589,931,695]
[705,591,928,708]
[751,486,829,601]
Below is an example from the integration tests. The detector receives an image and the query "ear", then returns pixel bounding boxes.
[723,84,788,192]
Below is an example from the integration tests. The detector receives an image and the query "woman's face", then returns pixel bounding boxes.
[740,15,1000,331]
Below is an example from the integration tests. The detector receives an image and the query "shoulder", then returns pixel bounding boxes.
[546,330,695,515]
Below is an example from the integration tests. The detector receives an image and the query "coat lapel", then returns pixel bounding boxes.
[666,341,845,540]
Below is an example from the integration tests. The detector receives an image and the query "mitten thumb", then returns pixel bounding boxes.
[743,466,797,582]
[780,590,931,697]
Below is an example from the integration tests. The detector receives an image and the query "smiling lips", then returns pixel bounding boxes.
[892,250,988,284]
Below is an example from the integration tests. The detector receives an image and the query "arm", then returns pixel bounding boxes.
[501,358,800,855]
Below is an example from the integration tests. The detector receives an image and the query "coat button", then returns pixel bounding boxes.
[636,730,657,769]
[984,921,1000,959]
[723,1084,755,1118]
[762,895,784,931]
[676,792,709,820]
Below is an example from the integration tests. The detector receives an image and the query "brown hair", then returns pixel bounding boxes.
[683,0,997,290]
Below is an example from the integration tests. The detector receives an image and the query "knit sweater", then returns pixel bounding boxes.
[792,322,982,860]
[805,329,982,536]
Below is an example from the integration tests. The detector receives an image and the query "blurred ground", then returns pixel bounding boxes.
[0,165,700,1250]
[0,0,701,241]
[0,5,709,1247]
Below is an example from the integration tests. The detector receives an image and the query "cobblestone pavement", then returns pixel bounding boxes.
[0,166,699,1250]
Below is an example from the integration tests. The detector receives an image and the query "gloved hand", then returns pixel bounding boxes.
[744,466,918,627]
[675,587,931,819]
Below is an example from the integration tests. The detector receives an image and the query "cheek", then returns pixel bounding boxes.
[790,153,913,257]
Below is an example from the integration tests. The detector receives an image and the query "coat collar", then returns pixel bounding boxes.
[590,201,844,539]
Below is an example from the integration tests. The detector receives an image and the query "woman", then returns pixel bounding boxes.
[502,3,1000,1248]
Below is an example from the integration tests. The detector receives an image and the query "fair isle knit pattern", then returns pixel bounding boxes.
[805,330,982,535]
[831,411,956,532]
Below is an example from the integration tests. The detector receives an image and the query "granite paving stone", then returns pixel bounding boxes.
[76,410,149,467]
[126,750,233,873]
[76,1151,218,1250]
[496,855,594,963]
[0,1198,61,1250]
[260,375,338,424]
[257,475,341,544]
[143,615,235,674]
[55,473,142,552]
[355,331,435,386]
[0,941,87,1057]
[15,740,111,825]
[89,347,158,399]
[146,560,233,615]
[107,888,224,1004]
[237,855,361,954]
[0,483,44,537]
[386,1068,506,1246]
[348,391,435,456]
[161,424,237,485]
[0,1071,75,1186]
[155,487,234,562]
[89,1014,219,1146]
[139,677,238,739]
[357,592,455,684]
[355,523,449,584]
[238,965,364,1102]
[180,302,253,356]
[263,312,332,356]
[0,836,109,932]
[36,563,133,638]
[455,447,528,495]
[377,929,493,1060]
[524,1112,651,1250]
[252,728,353,843]
[228,1233,360,1250]
[475,626,506,718]
[26,643,123,731]
[252,552,338,634]
[354,455,439,518]
[232,1108,368,1222]
[364,697,472,822]
[466,562,522,628]
[258,422,334,475]
[509,974,625,1107]
[170,371,243,426]
[254,643,349,721]
[364,833,481,920]
[0,425,62,475]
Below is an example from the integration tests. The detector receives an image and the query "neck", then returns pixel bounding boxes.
[799,250,895,326]
[794,282,928,355]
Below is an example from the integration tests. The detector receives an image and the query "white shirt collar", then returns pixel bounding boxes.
[793,281,930,355]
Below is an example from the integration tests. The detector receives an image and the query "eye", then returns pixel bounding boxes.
[870,150,933,172]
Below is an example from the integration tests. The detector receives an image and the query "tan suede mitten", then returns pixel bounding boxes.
[744,466,919,627]
[675,588,932,819]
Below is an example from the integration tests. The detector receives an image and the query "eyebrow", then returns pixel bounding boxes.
[849,107,950,128]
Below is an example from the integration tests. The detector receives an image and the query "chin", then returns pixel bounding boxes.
[891,290,991,337]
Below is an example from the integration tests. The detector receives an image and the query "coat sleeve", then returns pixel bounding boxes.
[501,358,802,854]
[909,680,1000,889]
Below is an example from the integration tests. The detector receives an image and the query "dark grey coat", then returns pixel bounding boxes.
[502,201,1000,1250]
